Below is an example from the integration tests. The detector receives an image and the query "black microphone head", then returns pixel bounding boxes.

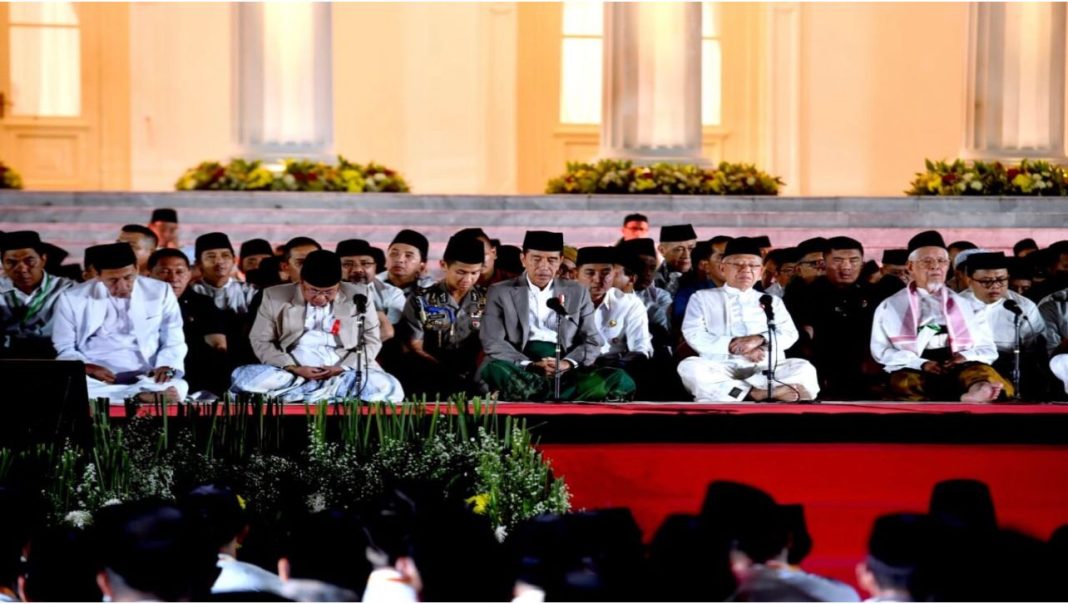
[354,293,368,312]
[1003,299,1022,315]
[759,294,775,318]
[546,298,567,315]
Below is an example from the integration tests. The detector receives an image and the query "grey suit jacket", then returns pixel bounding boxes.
[479,275,603,367]
[249,282,381,369]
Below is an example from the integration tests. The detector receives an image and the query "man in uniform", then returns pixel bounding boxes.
[232,250,403,402]
[52,243,187,403]
[655,224,698,296]
[0,231,75,358]
[148,208,180,250]
[960,252,1046,399]
[678,237,819,402]
[118,224,159,276]
[478,231,635,401]
[575,246,652,386]
[379,229,434,295]
[337,238,403,340]
[870,231,1009,402]
[148,248,229,396]
[400,233,488,398]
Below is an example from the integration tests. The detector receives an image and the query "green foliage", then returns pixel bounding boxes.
[545,159,783,195]
[0,161,23,189]
[0,396,568,537]
[175,155,410,193]
[906,158,1068,196]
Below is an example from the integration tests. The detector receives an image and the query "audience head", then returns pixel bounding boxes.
[245,255,286,289]
[441,233,485,297]
[195,232,236,287]
[148,248,192,298]
[558,245,579,280]
[616,238,658,291]
[0,231,48,294]
[647,514,734,601]
[795,237,828,283]
[148,208,179,248]
[856,513,932,602]
[751,235,773,257]
[824,236,864,286]
[658,224,699,274]
[611,246,644,293]
[19,526,102,602]
[947,240,977,265]
[117,225,158,274]
[370,246,387,274]
[0,487,38,596]
[522,231,565,288]
[93,243,139,298]
[706,235,733,286]
[929,478,998,533]
[279,509,373,600]
[1009,257,1034,296]
[282,236,322,283]
[576,247,617,304]
[781,503,813,566]
[906,230,950,291]
[1013,237,1039,258]
[690,240,715,277]
[1047,240,1068,277]
[880,249,910,284]
[700,481,788,576]
[93,500,219,602]
[774,246,801,288]
[386,229,429,287]
[496,244,523,276]
[298,250,342,308]
[620,213,649,241]
[238,238,274,274]
[336,239,378,285]
[180,484,248,553]
[966,252,1010,303]
[720,238,764,292]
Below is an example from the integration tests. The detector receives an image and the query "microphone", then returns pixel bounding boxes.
[354,293,368,314]
[759,294,775,320]
[547,298,567,316]
[1004,299,1022,316]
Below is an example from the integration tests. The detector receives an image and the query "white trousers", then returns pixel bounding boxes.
[677,356,820,402]
[230,364,405,403]
[88,375,189,404]
[1050,354,1068,395]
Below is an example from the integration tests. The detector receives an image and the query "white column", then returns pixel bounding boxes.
[234,3,333,159]
[600,2,705,164]
[963,2,1066,160]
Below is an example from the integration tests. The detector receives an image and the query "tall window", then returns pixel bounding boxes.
[8,2,80,117]
[559,2,721,126]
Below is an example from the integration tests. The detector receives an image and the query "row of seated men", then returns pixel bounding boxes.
[3,211,1068,403]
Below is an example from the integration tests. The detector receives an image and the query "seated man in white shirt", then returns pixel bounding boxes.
[52,243,188,404]
[960,252,1046,399]
[870,231,1009,402]
[337,238,403,339]
[190,232,256,316]
[574,246,652,381]
[231,250,404,402]
[678,237,819,402]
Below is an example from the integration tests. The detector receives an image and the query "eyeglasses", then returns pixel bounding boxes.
[723,262,763,272]
[973,277,1009,288]
[915,258,950,269]
[302,285,339,297]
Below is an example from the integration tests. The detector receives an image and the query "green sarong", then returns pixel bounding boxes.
[479,341,636,402]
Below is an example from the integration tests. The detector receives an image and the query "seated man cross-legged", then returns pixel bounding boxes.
[870,231,1010,402]
[231,250,404,402]
[677,237,820,402]
[52,243,188,404]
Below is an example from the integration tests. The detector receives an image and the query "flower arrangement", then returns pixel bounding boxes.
[0,161,23,189]
[175,156,410,193]
[545,159,783,195]
[906,158,1068,196]
[0,397,568,539]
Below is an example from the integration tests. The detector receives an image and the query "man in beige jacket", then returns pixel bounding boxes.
[230,250,403,402]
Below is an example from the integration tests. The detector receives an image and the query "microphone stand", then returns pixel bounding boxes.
[553,316,564,402]
[1012,313,1022,401]
[355,313,366,401]
[763,317,776,389]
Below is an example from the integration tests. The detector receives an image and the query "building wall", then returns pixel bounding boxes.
[122,2,971,196]
[798,2,969,196]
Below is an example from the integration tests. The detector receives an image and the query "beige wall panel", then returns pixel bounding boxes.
[129,2,234,190]
[799,3,967,195]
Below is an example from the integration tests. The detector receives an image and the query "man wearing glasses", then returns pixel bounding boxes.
[870,231,1009,402]
[678,237,819,402]
[960,252,1046,399]
[232,250,404,402]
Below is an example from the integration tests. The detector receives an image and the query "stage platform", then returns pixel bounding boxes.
[4,191,1068,266]
[112,401,1068,587]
